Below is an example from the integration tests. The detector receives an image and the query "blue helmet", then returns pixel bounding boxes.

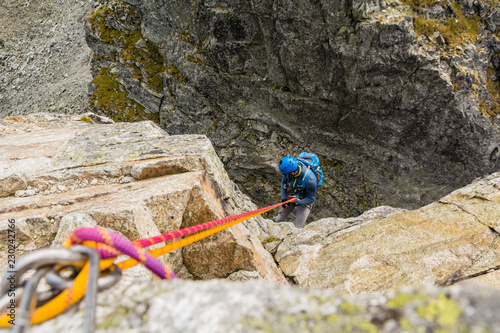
[279,156,298,174]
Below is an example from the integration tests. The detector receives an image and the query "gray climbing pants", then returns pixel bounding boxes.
[275,205,311,229]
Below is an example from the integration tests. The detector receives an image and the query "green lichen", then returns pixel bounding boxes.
[400,0,500,117]
[404,0,440,10]
[211,118,221,131]
[387,292,426,309]
[326,314,339,324]
[186,54,205,66]
[400,317,413,331]
[166,64,187,82]
[483,68,500,117]
[263,236,280,244]
[97,306,137,330]
[338,300,362,315]
[126,153,140,161]
[406,1,480,49]
[88,7,121,45]
[359,321,379,333]
[79,115,93,123]
[179,31,193,44]
[86,2,167,122]
[179,19,194,44]
[389,292,463,331]
[242,310,375,333]
[416,293,461,327]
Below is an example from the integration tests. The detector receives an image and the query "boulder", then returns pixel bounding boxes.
[30,278,500,332]
[0,174,27,197]
[275,174,500,292]
[0,114,286,284]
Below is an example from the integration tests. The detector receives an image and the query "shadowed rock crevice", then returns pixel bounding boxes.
[440,243,500,286]
[84,0,500,221]
[489,225,500,235]
[438,199,493,229]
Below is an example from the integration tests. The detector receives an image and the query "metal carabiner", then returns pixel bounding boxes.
[44,266,78,291]
[13,266,51,333]
[69,245,100,333]
[45,263,122,292]
[96,265,122,290]
[1,248,85,296]
[0,246,122,333]
[0,286,62,310]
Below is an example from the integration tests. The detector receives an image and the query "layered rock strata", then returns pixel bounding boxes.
[0,113,286,283]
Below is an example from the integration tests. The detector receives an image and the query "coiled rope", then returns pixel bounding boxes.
[0,198,296,330]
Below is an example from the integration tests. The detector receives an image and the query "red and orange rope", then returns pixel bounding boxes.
[0,198,296,327]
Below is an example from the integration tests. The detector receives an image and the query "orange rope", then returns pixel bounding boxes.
[0,198,296,327]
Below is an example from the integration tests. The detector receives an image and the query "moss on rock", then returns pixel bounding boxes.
[86,1,168,122]
[407,2,480,49]
[88,67,147,122]
[484,68,500,117]
[400,0,500,117]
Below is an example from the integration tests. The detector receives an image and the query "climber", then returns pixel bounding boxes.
[275,156,318,228]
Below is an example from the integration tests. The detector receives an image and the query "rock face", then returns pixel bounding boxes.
[3,114,500,332]
[0,113,287,283]
[0,0,95,117]
[273,173,500,293]
[31,278,500,333]
[84,0,500,219]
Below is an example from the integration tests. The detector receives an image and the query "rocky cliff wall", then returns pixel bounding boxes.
[84,0,500,219]
[0,0,95,117]
[2,113,500,332]
[3,113,499,291]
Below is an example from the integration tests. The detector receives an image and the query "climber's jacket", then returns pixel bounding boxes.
[281,161,318,206]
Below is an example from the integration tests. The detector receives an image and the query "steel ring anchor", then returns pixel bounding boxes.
[0,264,122,311]
[1,246,102,333]
[44,263,122,292]
[0,285,63,310]
[0,248,85,296]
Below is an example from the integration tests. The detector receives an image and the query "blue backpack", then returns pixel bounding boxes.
[297,152,323,187]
